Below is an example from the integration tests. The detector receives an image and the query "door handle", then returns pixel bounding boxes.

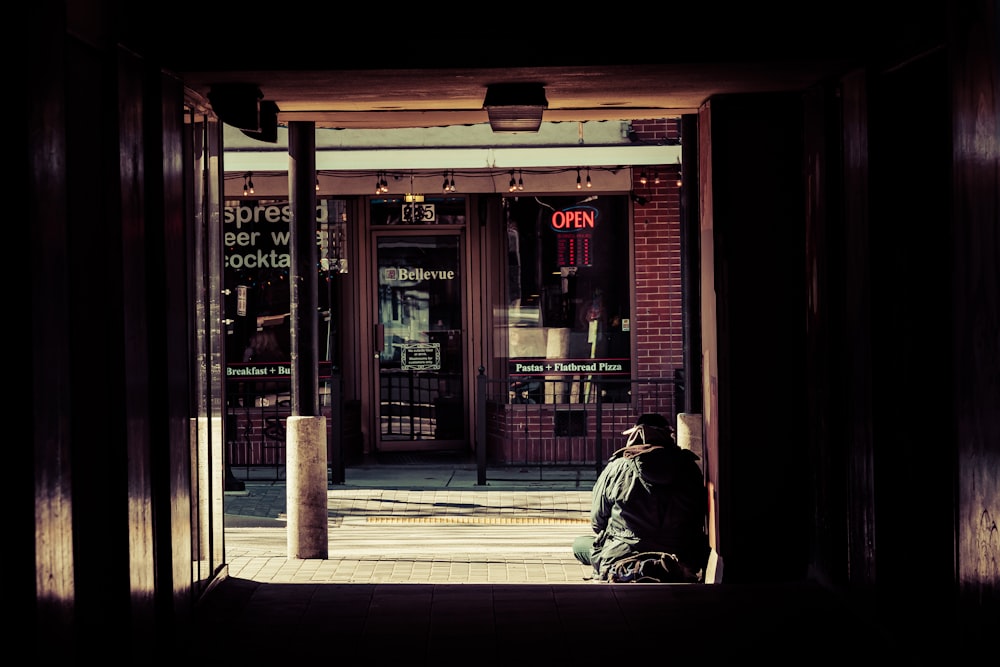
[374,323,384,357]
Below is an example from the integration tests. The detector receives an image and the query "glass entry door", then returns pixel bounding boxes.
[374,233,465,451]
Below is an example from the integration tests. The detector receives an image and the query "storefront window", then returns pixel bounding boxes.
[504,194,631,403]
[222,198,346,385]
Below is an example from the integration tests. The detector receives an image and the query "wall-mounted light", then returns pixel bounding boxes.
[586,168,592,188]
[483,83,548,133]
[576,168,582,189]
[243,172,254,195]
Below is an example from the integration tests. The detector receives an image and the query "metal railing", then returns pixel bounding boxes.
[475,372,678,485]
[226,374,347,483]
[225,371,680,485]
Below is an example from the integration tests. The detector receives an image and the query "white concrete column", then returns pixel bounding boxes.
[677,413,703,462]
[194,416,224,561]
[286,415,328,559]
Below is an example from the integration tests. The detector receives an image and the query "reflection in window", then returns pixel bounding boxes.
[504,195,631,404]
[222,197,346,371]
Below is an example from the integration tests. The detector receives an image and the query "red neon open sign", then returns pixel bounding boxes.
[550,206,598,231]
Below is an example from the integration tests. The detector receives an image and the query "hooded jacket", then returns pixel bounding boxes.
[588,424,710,580]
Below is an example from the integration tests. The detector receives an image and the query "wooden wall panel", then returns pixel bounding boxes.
[699,93,810,583]
[30,0,75,658]
[950,0,1000,643]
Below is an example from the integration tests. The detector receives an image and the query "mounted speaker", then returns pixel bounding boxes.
[240,101,279,143]
[208,83,264,132]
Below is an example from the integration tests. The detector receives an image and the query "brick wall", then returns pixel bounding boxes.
[630,118,684,380]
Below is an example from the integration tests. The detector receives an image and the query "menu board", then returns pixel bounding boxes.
[556,233,592,267]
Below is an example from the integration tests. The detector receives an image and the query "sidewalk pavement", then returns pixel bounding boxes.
[208,464,903,664]
[223,464,599,584]
[229,460,599,491]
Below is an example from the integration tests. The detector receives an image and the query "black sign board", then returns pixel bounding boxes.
[401,343,441,370]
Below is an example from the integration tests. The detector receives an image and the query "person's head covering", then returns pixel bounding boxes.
[634,413,673,432]
[621,413,675,448]
[616,412,700,480]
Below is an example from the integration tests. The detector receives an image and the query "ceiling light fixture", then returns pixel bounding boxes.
[483,83,548,133]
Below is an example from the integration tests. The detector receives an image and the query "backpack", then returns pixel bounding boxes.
[604,551,701,583]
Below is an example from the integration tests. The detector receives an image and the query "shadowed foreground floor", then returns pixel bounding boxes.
[203,469,906,663]
[192,576,903,664]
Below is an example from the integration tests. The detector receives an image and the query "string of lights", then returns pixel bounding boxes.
[226,164,682,199]
[226,165,639,186]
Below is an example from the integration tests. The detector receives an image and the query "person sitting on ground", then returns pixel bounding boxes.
[572,412,710,581]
